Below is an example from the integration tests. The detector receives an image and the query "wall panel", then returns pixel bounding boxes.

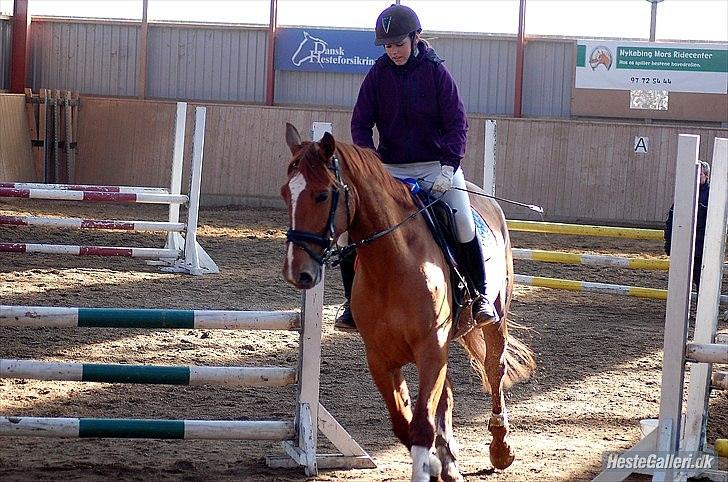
[29,18,138,96]
[275,70,362,108]
[492,118,728,225]
[0,94,35,181]
[147,25,267,103]
[4,97,725,226]
[522,39,574,117]
[0,18,10,90]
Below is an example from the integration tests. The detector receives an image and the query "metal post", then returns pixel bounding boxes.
[137,0,149,99]
[9,0,30,94]
[647,0,664,42]
[265,0,278,106]
[513,0,526,118]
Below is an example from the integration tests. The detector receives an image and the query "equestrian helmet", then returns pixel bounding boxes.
[374,4,421,46]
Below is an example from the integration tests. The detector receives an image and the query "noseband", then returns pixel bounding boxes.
[285,155,351,265]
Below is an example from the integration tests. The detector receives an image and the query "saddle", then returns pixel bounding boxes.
[410,187,482,340]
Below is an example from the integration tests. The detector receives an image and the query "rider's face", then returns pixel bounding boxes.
[384,35,416,66]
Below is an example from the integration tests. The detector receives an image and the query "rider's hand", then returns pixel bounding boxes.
[431,165,455,194]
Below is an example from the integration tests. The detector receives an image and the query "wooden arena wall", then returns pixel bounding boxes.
[0,95,726,226]
[0,94,35,182]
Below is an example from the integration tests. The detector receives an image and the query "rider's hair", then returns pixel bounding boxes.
[699,160,710,177]
[409,31,430,50]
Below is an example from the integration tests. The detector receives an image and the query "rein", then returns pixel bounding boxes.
[336,191,443,262]
[285,154,442,266]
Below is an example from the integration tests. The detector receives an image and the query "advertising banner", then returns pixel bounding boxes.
[575,40,728,94]
[275,28,382,74]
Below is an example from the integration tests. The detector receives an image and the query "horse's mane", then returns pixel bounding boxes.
[290,139,414,209]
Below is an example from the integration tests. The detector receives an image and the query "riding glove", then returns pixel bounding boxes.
[431,165,455,193]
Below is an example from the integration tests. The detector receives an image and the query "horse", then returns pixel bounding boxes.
[280,124,535,482]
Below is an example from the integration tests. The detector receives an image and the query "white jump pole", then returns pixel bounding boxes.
[0,215,184,232]
[483,119,497,195]
[165,102,187,252]
[653,134,701,482]
[681,137,728,455]
[166,106,218,275]
[0,182,168,193]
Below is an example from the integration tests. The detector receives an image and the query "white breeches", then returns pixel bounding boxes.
[384,161,476,243]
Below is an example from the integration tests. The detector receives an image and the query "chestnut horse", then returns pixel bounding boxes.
[281,124,535,482]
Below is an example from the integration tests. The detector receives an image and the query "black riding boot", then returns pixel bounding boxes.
[334,249,357,331]
[460,237,496,325]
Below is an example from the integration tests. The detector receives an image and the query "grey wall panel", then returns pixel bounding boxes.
[430,36,516,116]
[0,19,10,89]
[20,18,576,118]
[522,39,574,117]
[147,25,267,103]
[29,19,138,96]
[275,70,364,107]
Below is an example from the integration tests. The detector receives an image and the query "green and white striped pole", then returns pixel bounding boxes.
[0,306,300,330]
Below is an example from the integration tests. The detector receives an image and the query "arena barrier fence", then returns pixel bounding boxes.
[0,103,218,275]
[594,135,727,482]
[0,279,376,476]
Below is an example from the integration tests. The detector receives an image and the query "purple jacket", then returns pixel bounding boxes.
[351,41,468,169]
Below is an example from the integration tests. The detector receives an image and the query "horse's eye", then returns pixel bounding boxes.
[314,192,329,204]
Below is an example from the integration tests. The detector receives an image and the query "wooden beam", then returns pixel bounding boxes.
[10,0,31,94]
[265,0,278,106]
[137,0,149,99]
[513,0,526,117]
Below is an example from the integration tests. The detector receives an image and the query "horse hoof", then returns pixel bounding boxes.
[440,462,464,482]
[489,441,515,469]
[428,452,442,479]
[410,445,441,482]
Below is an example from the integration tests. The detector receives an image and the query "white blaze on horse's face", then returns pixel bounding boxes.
[285,172,307,281]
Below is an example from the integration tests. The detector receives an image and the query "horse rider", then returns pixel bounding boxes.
[334,3,496,331]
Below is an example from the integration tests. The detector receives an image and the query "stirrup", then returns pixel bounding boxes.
[334,303,358,332]
[472,296,496,325]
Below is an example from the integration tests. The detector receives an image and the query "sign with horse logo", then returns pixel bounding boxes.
[575,40,727,94]
[275,28,381,74]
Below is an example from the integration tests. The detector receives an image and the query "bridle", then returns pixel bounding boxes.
[285,153,444,266]
[285,154,351,266]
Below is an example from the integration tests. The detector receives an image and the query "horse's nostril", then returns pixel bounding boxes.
[298,272,314,285]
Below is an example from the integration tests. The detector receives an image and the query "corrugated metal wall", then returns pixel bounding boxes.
[29,19,139,96]
[275,70,362,107]
[147,24,267,102]
[18,17,576,117]
[0,18,11,90]
[522,39,574,117]
[431,36,517,115]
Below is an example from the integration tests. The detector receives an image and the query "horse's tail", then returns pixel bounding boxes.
[458,326,536,393]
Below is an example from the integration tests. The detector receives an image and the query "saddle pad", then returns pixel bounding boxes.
[472,208,507,311]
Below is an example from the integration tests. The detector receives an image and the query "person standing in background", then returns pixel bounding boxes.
[664,160,710,288]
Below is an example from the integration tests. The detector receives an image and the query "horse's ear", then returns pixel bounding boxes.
[319,132,336,159]
[285,123,302,154]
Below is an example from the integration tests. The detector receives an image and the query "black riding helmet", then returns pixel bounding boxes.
[374,4,421,46]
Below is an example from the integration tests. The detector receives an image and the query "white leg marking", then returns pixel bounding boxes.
[286,173,307,281]
[411,445,432,482]
[489,409,510,429]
